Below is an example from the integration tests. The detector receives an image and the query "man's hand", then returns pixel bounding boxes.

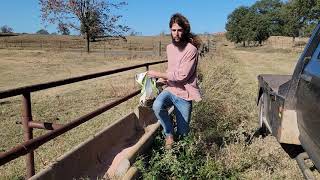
[157,78,167,85]
[147,70,168,80]
[147,70,160,78]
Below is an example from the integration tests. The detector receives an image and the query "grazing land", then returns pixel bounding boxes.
[0,34,312,179]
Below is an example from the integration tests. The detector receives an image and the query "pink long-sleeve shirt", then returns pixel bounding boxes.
[165,42,202,102]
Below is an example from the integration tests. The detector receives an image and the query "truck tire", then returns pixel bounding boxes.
[258,93,270,136]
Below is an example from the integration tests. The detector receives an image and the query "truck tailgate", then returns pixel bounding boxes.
[258,74,292,94]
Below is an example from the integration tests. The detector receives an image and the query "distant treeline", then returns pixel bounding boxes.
[225,0,320,46]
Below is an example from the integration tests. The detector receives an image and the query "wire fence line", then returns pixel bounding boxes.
[264,36,308,52]
[0,38,172,57]
[0,36,214,58]
[233,37,308,52]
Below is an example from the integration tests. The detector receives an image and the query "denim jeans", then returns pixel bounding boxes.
[152,90,192,137]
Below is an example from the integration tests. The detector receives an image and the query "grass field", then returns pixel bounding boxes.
[0,34,312,179]
[0,40,168,179]
[218,41,302,179]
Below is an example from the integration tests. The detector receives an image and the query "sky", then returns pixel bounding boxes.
[0,0,258,36]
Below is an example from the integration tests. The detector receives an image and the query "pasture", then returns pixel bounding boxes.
[0,34,311,179]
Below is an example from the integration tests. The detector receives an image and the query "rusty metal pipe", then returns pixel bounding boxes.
[0,90,140,166]
[22,93,35,178]
[0,61,167,99]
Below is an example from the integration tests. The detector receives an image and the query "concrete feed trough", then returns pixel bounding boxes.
[30,106,161,180]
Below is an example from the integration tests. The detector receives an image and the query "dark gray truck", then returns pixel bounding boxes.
[257,24,320,179]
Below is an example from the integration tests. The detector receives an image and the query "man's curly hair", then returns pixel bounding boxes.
[169,13,202,49]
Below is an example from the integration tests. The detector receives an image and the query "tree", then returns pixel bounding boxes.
[312,0,320,22]
[0,25,14,33]
[80,9,104,41]
[251,0,284,36]
[245,0,285,44]
[226,4,271,46]
[226,0,320,44]
[40,0,129,53]
[58,23,70,35]
[245,10,270,45]
[36,29,50,34]
[282,0,317,41]
[225,6,250,46]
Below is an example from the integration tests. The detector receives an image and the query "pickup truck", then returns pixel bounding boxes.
[257,24,320,179]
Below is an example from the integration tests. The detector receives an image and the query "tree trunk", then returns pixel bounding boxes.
[242,41,245,47]
[86,35,90,53]
[292,36,295,43]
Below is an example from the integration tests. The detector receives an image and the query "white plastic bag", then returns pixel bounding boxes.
[135,72,159,106]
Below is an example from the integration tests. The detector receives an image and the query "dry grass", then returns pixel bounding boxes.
[210,36,304,179]
[0,45,167,179]
[0,49,163,90]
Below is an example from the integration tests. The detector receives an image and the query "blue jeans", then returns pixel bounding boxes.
[152,90,192,137]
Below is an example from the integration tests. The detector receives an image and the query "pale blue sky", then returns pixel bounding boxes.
[0,0,258,35]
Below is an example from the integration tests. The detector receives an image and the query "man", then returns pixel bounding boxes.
[147,13,201,149]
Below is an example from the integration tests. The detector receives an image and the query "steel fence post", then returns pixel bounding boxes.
[22,92,35,178]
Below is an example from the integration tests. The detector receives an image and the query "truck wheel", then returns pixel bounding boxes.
[258,93,270,136]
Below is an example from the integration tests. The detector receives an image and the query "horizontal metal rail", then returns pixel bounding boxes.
[0,60,167,99]
[0,89,140,166]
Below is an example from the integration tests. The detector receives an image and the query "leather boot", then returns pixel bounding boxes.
[165,135,174,149]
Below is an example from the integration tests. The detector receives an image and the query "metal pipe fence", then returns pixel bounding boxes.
[0,60,167,179]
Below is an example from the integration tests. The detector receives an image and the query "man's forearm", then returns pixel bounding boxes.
[147,70,168,80]
[157,72,168,80]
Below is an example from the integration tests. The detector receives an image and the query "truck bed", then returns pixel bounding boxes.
[258,74,292,96]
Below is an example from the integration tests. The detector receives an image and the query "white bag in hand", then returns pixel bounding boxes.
[135,72,159,106]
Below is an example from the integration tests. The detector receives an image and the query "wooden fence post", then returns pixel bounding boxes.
[104,41,106,58]
[159,41,161,56]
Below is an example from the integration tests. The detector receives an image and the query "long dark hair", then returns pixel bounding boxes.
[169,13,202,49]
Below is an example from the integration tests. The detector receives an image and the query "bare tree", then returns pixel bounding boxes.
[39,0,129,52]
[80,10,103,41]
